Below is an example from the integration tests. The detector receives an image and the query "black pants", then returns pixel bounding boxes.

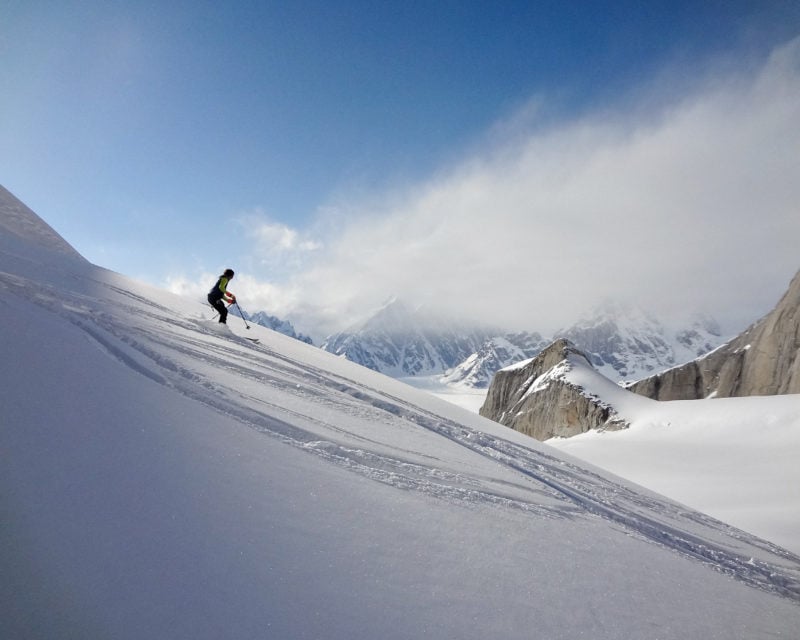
[208,295,228,323]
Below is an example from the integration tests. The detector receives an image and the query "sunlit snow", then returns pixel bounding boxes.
[2,187,799,638]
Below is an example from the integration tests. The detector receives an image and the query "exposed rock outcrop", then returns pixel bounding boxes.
[479,339,628,441]
[629,270,800,400]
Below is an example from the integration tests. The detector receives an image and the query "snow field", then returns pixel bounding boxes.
[2,215,800,637]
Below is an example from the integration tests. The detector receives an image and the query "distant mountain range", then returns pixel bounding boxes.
[319,297,728,388]
[553,301,725,382]
[245,311,313,345]
[320,298,511,379]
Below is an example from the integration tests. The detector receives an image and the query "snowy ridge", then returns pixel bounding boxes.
[522,352,621,422]
[0,185,86,260]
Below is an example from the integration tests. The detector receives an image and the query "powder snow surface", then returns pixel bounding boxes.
[439,346,800,557]
[549,378,800,555]
[2,203,800,637]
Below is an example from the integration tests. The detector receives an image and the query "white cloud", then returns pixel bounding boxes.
[179,38,800,340]
[165,272,212,301]
[251,219,322,254]
[233,211,323,287]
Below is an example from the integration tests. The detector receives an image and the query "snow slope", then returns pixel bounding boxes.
[2,191,800,637]
[547,361,800,555]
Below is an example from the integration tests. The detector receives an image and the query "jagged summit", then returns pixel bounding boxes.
[323,294,728,391]
[0,185,85,261]
[555,299,725,381]
[441,331,549,388]
[322,298,499,377]
[358,296,418,333]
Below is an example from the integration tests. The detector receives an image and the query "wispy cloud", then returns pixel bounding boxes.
[249,218,322,254]
[234,210,323,277]
[191,38,800,339]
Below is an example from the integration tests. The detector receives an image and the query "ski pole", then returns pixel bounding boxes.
[232,300,251,330]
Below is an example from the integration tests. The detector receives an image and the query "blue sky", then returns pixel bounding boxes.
[2,1,799,336]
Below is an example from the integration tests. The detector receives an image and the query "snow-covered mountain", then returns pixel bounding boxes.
[555,300,726,381]
[3,185,800,638]
[323,297,727,389]
[440,331,549,388]
[245,310,314,344]
[322,297,501,377]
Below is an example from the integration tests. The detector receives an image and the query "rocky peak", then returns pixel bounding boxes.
[480,339,628,441]
[529,338,590,375]
[630,269,800,400]
[359,297,413,333]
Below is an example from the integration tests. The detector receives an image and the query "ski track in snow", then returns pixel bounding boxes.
[5,269,800,603]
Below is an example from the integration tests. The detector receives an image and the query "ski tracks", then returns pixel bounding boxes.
[347,386,800,601]
[238,345,800,602]
[12,271,800,603]
[166,319,800,600]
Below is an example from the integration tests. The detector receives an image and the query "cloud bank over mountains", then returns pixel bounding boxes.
[175,38,800,338]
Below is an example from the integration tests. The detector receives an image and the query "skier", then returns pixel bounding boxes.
[208,268,237,324]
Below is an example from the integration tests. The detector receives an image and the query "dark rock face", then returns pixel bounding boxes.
[479,339,628,441]
[629,270,800,400]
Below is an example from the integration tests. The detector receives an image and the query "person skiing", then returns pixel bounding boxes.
[208,268,236,324]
